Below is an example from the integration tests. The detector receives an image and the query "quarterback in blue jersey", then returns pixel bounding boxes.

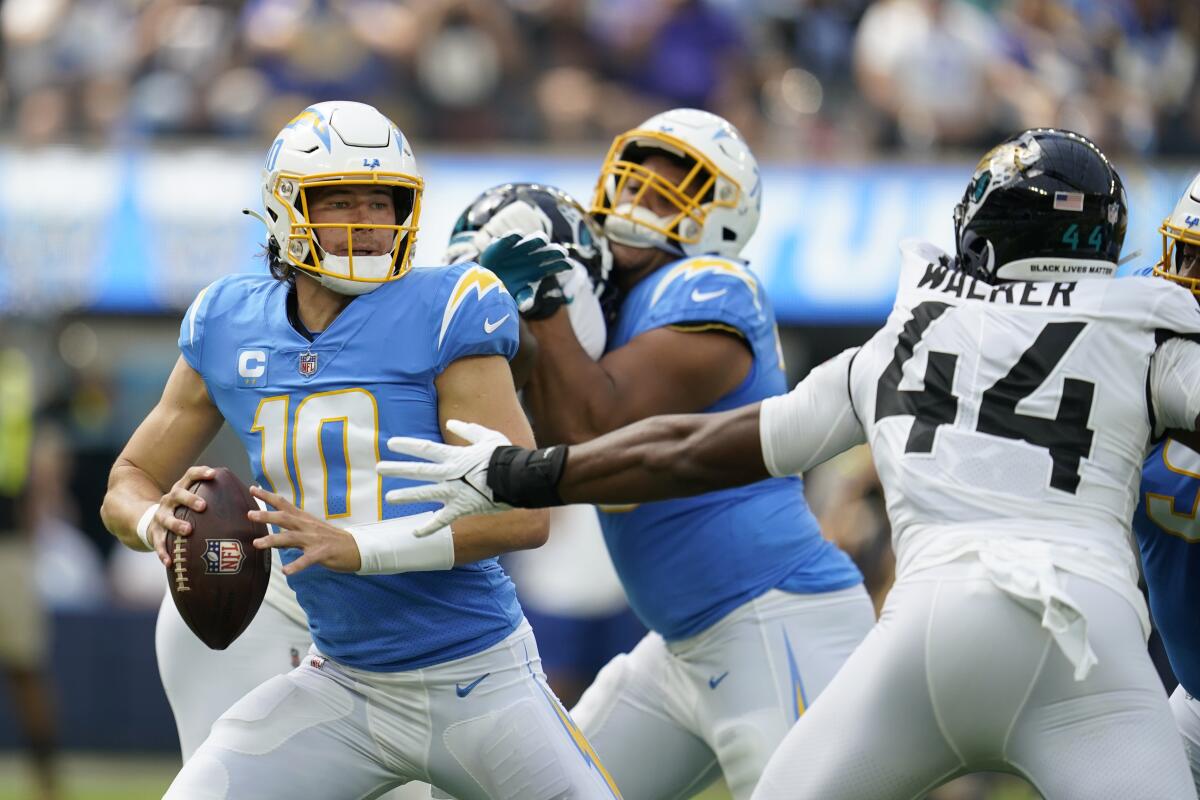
[1135,170,1200,791]
[100,101,619,800]
[443,109,873,800]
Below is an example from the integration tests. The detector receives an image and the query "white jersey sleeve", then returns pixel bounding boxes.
[1150,337,1200,433]
[759,348,866,476]
[561,260,607,360]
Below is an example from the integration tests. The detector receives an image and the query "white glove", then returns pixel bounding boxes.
[376,419,513,537]
[441,200,553,266]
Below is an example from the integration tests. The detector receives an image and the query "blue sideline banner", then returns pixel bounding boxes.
[0,148,1191,324]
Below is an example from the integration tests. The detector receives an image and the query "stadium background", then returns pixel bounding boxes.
[0,0,1195,797]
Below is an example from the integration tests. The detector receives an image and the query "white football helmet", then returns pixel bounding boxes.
[1155,170,1200,297]
[591,108,761,259]
[261,101,423,296]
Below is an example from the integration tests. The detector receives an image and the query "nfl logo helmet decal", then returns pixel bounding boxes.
[204,539,245,575]
[298,351,318,377]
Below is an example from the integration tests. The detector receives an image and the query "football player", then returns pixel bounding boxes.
[100,101,619,800]
[380,129,1200,799]
[429,110,875,800]
[445,184,640,707]
[1134,170,1200,792]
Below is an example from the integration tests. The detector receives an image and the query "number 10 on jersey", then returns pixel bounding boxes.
[251,389,383,523]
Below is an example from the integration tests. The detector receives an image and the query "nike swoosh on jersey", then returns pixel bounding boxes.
[691,288,728,303]
[456,672,491,697]
[708,671,729,689]
[483,314,511,334]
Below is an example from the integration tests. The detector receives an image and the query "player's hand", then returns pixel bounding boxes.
[479,232,574,314]
[152,465,217,567]
[376,420,513,536]
[248,486,363,575]
[443,200,553,266]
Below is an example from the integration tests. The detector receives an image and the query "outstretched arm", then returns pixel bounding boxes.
[378,348,866,535]
[551,404,767,504]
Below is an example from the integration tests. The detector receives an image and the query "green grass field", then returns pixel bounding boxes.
[0,755,1040,800]
[0,755,177,800]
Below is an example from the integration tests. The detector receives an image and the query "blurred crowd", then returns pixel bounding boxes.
[1,0,1197,158]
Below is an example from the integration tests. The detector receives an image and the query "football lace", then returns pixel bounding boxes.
[173,537,191,592]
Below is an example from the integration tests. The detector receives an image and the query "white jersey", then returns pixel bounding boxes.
[762,240,1200,670]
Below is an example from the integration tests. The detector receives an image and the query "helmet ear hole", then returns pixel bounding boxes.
[722,227,737,242]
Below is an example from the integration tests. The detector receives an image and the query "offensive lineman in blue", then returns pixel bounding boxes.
[1135,170,1200,792]
[100,101,620,799]
[463,109,873,799]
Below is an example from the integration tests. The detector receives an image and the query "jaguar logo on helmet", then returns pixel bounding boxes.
[954,129,1126,284]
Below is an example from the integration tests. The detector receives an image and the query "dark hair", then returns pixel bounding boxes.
[261,238,295,285]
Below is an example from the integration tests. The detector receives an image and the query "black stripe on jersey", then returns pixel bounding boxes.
[1145,359,1161,445]
[1155,329,1200,346]
[846,348,864,428]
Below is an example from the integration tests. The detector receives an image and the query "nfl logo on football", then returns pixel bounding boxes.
[298,351,318,376]
[204,540,245,575]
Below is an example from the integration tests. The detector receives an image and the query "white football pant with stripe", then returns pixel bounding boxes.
[163,620,620,800]
[571,586,875,800]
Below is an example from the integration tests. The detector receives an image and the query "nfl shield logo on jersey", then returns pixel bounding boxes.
[298,351,318,376]
[204,540,245,575]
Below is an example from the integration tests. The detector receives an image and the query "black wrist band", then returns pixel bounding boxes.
[487,445,568,507]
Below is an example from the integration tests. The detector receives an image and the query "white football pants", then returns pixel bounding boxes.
[750,560,1196,800]
[571,586,876,800]
[163,619,620,800]
[1171,686,1200,796]
[157,592,312,761]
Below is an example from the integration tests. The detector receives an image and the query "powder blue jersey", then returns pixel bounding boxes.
[179,264,524,672]
[1135,438,1200,696]
[601,256,862,640]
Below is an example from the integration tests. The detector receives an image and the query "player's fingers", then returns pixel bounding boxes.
[247,507,298,529]
[181,465,217,485]
[515,231,549,248]
[281,551,317,576]
[167,484,206,513]
[384,436,454,462]
[376,460,454,482]
[250,484,294,511]
[153,530,172,567]
[384,484,450,506]
[412,509,454,537]
[155,505,192,536]
[446,419,509,446]
[255,529,303,551]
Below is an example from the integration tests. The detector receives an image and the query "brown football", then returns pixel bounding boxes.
[166,467,270,650]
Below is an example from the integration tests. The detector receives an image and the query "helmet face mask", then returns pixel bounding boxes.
[953,128,1127,284]
[261,102,424,296]
[590,109,761,260]
[1154,171,1200,298]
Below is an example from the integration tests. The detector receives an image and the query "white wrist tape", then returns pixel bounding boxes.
[348,511,455,575]
[136,503,160,550]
